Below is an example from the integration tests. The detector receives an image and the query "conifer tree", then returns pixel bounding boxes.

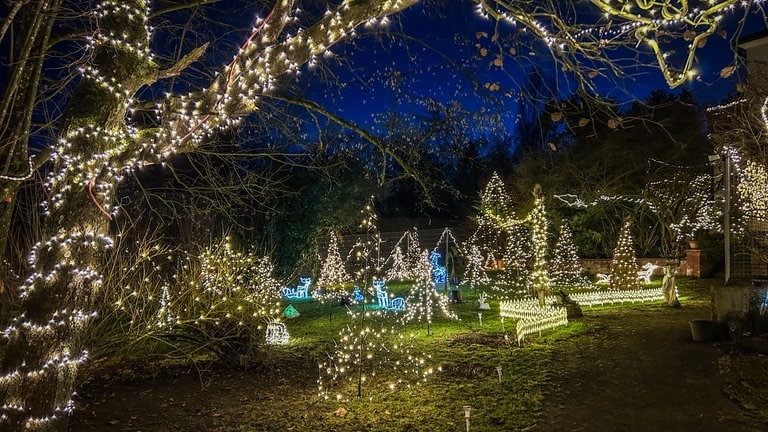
[480,171,513,220]
[551,224,589,288]
[317,232,351,292]
[402,250,457,335]
[385,245,408,281]
[405,228,421,280]
[474,172,514,261]
[464,243,490,291]
[610,219,640,290]
[497,224,531,298]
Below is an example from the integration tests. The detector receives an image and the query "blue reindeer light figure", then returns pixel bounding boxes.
[430,251,447,289]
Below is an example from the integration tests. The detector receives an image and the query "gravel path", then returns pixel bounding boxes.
[536,297,765,432]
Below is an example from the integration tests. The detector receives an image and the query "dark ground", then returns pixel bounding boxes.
[536,293,767,432]
[70,281,768,431]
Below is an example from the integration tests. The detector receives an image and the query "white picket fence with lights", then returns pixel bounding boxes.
[499,287,666,344]
[566,287,665,307]
[499,299,568,345]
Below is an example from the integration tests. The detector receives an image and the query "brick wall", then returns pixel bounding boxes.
[579,249,707,278]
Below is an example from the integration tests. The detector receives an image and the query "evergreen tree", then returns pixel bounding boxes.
[405,228,421,280]
[610,219,640,290]
[317,232,351,291]
[464,243,490,291]
[498,224,532,298]
[474,172,514,261]
[385,245,408,281]
[480,171,514,220]
[550,224,590,288]
[402,250,457,335]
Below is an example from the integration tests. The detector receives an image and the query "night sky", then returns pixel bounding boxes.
[299,1,765,138]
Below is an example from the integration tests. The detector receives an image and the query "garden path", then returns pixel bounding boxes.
[536,282,765,432]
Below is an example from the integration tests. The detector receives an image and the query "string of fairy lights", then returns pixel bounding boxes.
[474,0,765,88]
[10,0,768,426]
[4,0,420,425]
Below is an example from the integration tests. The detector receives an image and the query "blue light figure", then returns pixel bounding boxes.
[430,251,447,288]
[353,286,364,302]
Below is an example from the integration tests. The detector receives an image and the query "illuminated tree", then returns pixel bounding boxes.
[610,219,641,291]
[478,0,742,90]
[474,172,515,261]
[402,250,457,335]
[480,171,513,220]
[385,245,408,282]
[318,309,436,401]
[550,224,590,288]
[494,224,531,299]
[528,185,550,305]
[349,198,383,291]
[405,228,422,281]
[317,232,351,292]
[464,243,490,291]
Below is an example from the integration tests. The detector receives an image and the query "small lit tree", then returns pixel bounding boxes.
[317,231,351,292]
[474,172,515,261]
[497,224,531,299]
[551,223,590,288]
[480,171,513,220]
[464,243,490,291]
[610,219,640,291]
[318,309,436,401]
[385,245,408,281]
[405,228,422,280]
[402,250,457,335]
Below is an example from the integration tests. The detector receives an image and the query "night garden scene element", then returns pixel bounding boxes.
[2,1,768,431]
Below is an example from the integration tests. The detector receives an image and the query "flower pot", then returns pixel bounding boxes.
[690,319,718,342]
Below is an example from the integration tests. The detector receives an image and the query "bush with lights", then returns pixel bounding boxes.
[317,308,437,401]
[100,236,284,362]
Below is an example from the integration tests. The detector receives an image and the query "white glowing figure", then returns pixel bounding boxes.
[373,279,405,311]
[478,292,490,310]
[281,277,311,299]
[637,262,660,284]
[266,321,289,345]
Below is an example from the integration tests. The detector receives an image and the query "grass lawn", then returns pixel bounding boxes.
[231,284,593,431]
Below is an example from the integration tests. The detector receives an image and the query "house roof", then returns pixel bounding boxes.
[739,29,768,50]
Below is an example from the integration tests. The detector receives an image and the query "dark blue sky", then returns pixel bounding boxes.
[300,1,764,139]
